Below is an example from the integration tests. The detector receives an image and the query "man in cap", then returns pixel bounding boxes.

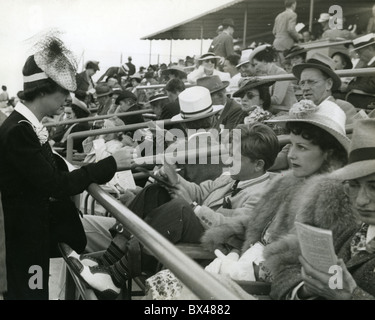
[292,52,357,124]
[272,0,299,61]
[347,33,375,95]
[209,18,236,66]
[95,83,113,116]
[197,75,245,131]
[75,60,100,104]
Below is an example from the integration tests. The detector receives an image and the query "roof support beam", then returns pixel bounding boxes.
[243,3,248,48]
[309,0,314,33]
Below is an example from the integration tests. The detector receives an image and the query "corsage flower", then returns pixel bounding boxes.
[19,120,49,145]
[289,99,319,119]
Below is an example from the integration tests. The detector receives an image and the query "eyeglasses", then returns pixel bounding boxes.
[343,180,375,201]
[299,79,324,87]
[244,92,259,99]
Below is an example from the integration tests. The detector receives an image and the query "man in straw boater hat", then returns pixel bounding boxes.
[292,51,358,124]
[347,33,375,95]
[264,117,375,300]
[0,35,135,300]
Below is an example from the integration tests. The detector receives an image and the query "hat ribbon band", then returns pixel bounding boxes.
[23,72,49,83]
[180,104,213,119]
[349,147,375,164]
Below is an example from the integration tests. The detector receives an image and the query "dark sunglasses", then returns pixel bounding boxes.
[244,92,259,99]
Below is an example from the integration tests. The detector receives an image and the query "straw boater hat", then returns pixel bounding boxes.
[266,99,350,151]
[292,52,342,91]
[232,77,276,98]
[332,119,375,180]
[236,48,253,68]
[171,86,224,122]
[196,75,229,94]
[198,52,221,62]
[22,36,77,92]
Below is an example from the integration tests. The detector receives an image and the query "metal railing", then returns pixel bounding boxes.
[85,182,242,300]
[44,108,153,128]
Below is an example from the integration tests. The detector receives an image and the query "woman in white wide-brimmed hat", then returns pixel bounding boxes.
[0,35,134,300]
[187,52,231,84]
[265,118,375,300]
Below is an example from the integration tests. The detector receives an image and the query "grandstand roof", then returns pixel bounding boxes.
[141,0,373,45]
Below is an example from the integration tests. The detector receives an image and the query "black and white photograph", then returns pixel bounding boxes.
[0,0,375,307]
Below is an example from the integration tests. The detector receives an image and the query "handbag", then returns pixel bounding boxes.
[49,198,87,258]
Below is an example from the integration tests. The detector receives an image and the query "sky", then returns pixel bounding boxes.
[0,0,233,97]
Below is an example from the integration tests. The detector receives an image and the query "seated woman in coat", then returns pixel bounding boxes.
[200,98,350,285]
[263,118,375,300]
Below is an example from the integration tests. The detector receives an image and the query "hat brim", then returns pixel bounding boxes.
[236,60,249,68]
[265,116,350,151]
[292,63,341,91]
[199,55,221,61]
[162,69,187,78]
[209,81,230,94]
[232,80,275,98]
[171,104,224,122]
[330,160,375,180]
[285,49,306,60]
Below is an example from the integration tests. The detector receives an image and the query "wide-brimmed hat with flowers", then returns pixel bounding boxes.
[23,36,77,92]
[266,99,350,151]
[171,86,224,122]
[331,118,375,180]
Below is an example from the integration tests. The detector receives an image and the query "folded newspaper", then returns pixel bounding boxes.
[295,221,338,273]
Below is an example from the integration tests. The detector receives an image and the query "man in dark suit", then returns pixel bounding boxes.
[197,75,245,132]
[209,18,235,67]
[272,0,299,61]
[0,37,134,300]
[74,60,100,104]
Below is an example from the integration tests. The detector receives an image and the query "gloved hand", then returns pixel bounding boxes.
[205,249,239,276]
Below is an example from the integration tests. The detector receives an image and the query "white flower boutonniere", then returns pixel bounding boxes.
[19,120,49,145]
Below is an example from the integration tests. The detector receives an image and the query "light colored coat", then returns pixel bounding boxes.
[179,172,276,230]
[272,9,299,51]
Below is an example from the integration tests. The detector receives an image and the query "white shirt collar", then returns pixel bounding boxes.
[14,102,43,128]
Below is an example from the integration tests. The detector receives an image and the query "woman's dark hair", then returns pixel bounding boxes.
[71,104,90,119]
[253,46,277,63]
[257,85,272,110]
[286,121,348,168]
[20,78,69,101]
